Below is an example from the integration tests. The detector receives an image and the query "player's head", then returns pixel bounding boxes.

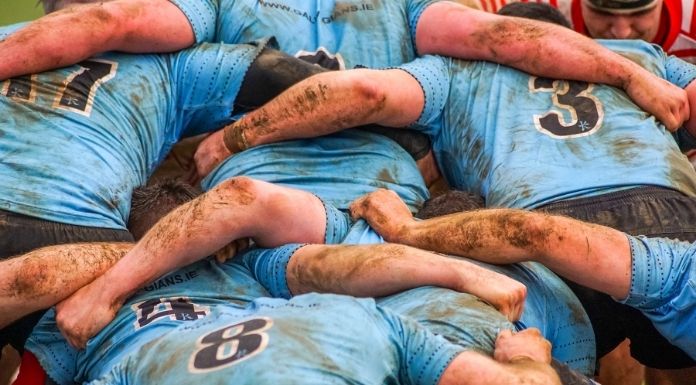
[416,190,485,219]
[497,2,572,28]
[128,179,201,240]
[580,0,663,40]
[40,0,105,14]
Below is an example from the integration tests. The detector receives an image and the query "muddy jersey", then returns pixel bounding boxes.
[0,24,266,229]
[623,235,696,359]
[26,259,270,385]
[240,238,596,375]
[85,294,463,385]
[170,0,436,69]
[402,39,696,208]
[202,130,430,213]
[476,0,696,63]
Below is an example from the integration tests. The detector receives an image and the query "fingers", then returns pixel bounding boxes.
[214,238,250,263]
[494,328,552,364]
[55,301,88,350]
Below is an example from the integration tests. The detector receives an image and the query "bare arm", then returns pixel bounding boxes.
[55,177,328,348]
[350,189,632,299]
[0,0,194,81]
[0,242,132,328]
[193,68,423,177]
[439,329,560,385]
[286,243,526,321]
[416,2,689,131]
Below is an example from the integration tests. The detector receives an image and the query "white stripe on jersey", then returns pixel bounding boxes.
[682,0,694,32]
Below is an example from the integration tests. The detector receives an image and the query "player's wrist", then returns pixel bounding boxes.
[223,123,249,154]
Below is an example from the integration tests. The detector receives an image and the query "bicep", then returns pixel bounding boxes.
[107,0,196,52]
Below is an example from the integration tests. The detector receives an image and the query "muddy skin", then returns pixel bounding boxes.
[414,210,557,256]
[144,178,255,249]
[7,243,130,300]
[292,244,405,294]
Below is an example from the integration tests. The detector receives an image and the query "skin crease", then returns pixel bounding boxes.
[581,0,663,41]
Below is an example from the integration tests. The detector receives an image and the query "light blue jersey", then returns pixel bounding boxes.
[26,260,270,384]
[240,240,596,375]
[202,130,430,212]
[0,23,266,229]
[171,0,437,69]
[86,294,463,385]
[622,236,696,359]
[402,40,696,208]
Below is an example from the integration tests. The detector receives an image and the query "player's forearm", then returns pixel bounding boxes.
[396,209,632,299]
[0,0,194,81]
[0,243,131,328]
[287,243,464,297]
[417,3,631,87]
[287,243,526,323]
[224,69,413,152]
[98,184,261,305]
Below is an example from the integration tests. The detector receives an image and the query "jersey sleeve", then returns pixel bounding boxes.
[374,305,465,385]
[172,40,270,137]
[619,235,696,360]
[407,0,441,47]
[24,310,79,385]
[169,0,219,43]
[393,55,451,136]
[0,22,28,39]
[665,55,696,89]
[620,235,695,310]
[235,244,306,299]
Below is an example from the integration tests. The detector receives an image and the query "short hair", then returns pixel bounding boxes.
[416,190,485,219]
[127,179,201,240]
[497,2,572,29]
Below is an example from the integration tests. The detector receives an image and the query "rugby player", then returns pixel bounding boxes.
[0,0,689,131]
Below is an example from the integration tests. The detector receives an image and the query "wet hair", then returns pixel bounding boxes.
[497,2,572,29]
[127,179,201,240]
[416,190,485,219]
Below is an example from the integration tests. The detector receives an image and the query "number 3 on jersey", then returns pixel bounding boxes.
[1,59,117,117]
[189,318,273,374]
[529,76,604,138]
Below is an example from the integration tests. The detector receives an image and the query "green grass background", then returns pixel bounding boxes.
[0,3,43,26]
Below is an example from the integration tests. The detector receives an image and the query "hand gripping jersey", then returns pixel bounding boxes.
[202,130,430,213]
[0,23,267,229]
[476,0,696,63]
[26,260,270,384]
[170,0,437,69]
[84,294,463,385]
[401,39,696,208]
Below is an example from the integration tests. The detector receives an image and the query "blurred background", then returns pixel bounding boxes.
[0,3,42,25]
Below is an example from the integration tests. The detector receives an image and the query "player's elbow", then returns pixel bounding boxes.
[342,71,390,116]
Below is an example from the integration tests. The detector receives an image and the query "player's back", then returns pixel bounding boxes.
[0,33,175,229]
[27,259,269,384]
[86,294,461,385]
[174,0,435,69]
[0,25,266,229]
[202,129,430,213]
[417,39,696,208]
